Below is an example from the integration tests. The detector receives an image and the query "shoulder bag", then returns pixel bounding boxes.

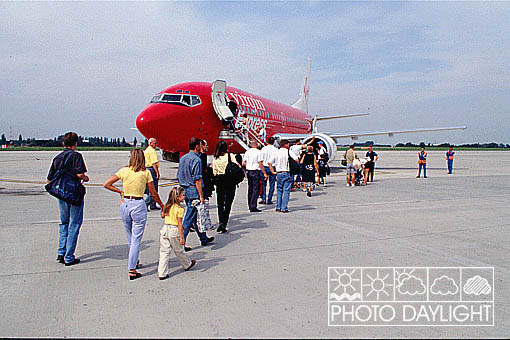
[45,151,86,206]
[225,152,245,186]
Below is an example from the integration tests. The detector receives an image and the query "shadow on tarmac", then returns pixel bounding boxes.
[80,240,154,263]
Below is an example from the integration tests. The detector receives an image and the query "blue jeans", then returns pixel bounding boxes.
[418,163,427,177]
[260,166,276,203]
[447,160,453,174]
[120,198,147,270]
[276,172,292,212]
[58,200,84,263]
[144,167,159,208]
[182,186,208,243]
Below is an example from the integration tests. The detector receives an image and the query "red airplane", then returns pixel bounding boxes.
[136,60,466,161]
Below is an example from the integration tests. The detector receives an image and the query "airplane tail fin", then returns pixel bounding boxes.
[291,59,311,113]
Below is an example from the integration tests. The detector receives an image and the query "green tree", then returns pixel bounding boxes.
[1,134,6,145]
[133,137,137,147]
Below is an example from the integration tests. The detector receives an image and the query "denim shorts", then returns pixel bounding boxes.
[346,163,355,174]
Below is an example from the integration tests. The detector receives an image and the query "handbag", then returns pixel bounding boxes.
[45,151,86,206]
[225,152,245,186]
[193,199,214,232]
[288,149,300,175]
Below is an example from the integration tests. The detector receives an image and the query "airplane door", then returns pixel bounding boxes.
[211,80,234,122]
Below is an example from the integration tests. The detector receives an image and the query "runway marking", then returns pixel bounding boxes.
[0,222,508,278]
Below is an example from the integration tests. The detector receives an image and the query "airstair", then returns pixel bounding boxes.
[212,80,266,151]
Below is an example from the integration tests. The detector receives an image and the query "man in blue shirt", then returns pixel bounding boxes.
[177,137,214,249]
[446,146,455,174]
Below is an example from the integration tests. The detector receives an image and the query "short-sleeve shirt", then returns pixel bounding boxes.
[289,144,303,161]
[260,144,278,167]
[177,151,202,187]
[243,148,262,171]
[273,148,290,172]
[345,149,357,164]
[212,153,237,175]
[144,146,159,167]
[115,167,153,197]
[164,204,185,225]
[47,148,87,181]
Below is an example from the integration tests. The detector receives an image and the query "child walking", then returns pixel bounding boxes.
[158,187,196,280]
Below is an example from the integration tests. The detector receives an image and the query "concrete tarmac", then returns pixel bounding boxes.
[0,150,509,338]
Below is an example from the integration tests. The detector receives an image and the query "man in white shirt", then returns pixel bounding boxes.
[259,137,277,205]
[243,140,267,212]
[271,140,293,213]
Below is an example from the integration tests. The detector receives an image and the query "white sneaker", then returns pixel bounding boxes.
[346,183,350,187]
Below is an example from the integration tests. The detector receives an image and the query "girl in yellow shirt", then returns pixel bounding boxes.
[104,149,164,280]
[158,187,196,280]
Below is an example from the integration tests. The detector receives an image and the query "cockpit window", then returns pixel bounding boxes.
[150,93,202,107]
[161,94,182,102]
[191,96,201,106]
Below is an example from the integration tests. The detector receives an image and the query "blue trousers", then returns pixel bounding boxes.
[144,166,159,208]
[418,163,427,177]
[120,198,147,270]
[276,172,293,212]
[58,200,84,263]
[260,166,276,203]
[182,186,208,243]
[447,160,453,174]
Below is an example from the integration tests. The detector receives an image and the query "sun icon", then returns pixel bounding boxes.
[330,268,360,294]
[363,269,393,300]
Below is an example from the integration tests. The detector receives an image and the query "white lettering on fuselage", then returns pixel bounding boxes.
[228,91,266,111]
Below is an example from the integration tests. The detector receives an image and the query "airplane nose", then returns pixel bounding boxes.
[136,104,166,140]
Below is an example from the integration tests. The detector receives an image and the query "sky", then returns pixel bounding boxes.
[1,1,509,145]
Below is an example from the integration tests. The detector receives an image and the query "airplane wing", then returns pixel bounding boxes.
[328,126,467,140]
[275,126,467,142]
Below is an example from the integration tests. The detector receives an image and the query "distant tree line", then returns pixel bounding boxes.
[0,134,147,148]
[394,141,510,148]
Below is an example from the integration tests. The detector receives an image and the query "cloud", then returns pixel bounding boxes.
[1,2,509,142]
[398,275,426,296]
[431,275,459,295]
[464,275,492,295]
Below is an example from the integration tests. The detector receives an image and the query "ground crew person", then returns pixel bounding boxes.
[416,146,427,178]
[446,146,455,174]
[144,138,161,210]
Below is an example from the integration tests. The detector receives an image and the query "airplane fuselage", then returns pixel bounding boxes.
[136,82,313,154]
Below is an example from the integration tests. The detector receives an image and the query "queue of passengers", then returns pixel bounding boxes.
[46,133,330,281]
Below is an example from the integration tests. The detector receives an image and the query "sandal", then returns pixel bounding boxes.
[129,271,142,280]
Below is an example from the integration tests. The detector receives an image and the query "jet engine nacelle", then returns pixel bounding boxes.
[302,133,337,162]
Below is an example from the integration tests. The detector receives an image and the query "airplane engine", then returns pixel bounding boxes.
[302,133,337,161]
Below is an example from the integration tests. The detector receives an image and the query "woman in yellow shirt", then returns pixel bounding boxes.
[212,140,239,233]
[158,187,196,280]
[104,149,163,280]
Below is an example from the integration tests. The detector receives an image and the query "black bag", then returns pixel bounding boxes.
[288,150,300,175]
[45,152,86,206]
[225,152,245,186]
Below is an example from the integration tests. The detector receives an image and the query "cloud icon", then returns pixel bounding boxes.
[464,275,492,295]
[398,275,426,295]
[431,275,459,295]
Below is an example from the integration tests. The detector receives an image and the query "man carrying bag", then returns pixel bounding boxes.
[46,132,89,266]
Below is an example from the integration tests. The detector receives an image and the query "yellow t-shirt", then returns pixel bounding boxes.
[115,167,153,197]
[164,204,185,225]
[144,146,159,167]
[212,153,237,175]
